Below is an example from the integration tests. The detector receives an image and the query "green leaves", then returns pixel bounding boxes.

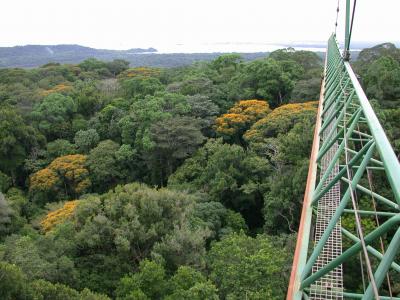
[149,116,205,185]
[0,190,28,239]
[46,139,76,160]
[0,105,38,175]
[0,172,11,193]
[121,76,164,99]
[229,58,302,107]
[208,232,291,300]
[363,56,400,103]
[86,140,140,191]
[0,262,35,300]
[169,139,269,229]
[116,262,218,300]
[0,261,110,300]
[0,46,345,299]
[152,223,210,271]
[31,93,77,140]
[73,80,103,116]
[166,266,218,300]
[74,129,100,153]
[60,183,203,293]
[128,92,189,149]
[86,140,120,190]
[0,193,12,236]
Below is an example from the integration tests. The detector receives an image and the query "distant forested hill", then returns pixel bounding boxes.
[0,44,272,68]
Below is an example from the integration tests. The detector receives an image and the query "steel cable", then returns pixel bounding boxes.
[335,0,340,35]
[347,0,357,52]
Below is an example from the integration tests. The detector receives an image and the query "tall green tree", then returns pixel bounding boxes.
[0,105,39,180]
[148,116,205,186]
[208,232,291,300]
[166,266,218,300]
[74,129,100,153]
[0,262,34,300]
[46,139,76,160]
[63,183,203,294]
[31,93,77,140]
[186,94,219,134]
[121,76,164,99]
[29,154,91,202]
[73,80,103,116]
[363,56,400,105]
[106,59,130,77]
[229,58,302,107]
[169,139,270,229]
[86,140,120,191]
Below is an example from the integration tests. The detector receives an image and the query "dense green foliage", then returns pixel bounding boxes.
[354,42,400,157]
[0,43,399,298]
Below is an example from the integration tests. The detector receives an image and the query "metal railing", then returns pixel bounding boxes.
[287,34,400,300]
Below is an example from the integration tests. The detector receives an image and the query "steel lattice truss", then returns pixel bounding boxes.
[287,35,400,300]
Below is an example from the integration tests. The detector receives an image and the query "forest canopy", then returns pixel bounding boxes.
[1,43,400,299]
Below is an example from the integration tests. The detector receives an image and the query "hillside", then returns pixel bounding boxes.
[0,44,273,68]
[0,43,373,69]
[0,44,153,68]
[356,42,400,63]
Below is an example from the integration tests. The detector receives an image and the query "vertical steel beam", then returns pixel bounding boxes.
[344,0,351,59]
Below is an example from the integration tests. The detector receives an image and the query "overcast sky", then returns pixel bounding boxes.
[1,0,399,50]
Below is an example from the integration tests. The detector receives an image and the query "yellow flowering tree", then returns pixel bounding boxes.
[119,67,161,78]
[30,154,91,203]
[215,100,271,144]
[244,101,318,145]
[243,101,318,233]
[40,83,73,97]
[40,200,79,232]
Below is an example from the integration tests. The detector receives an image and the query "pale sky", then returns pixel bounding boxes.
[1,0,399,50]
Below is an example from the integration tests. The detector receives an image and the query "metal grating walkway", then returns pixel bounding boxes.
[309,99,344,299]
